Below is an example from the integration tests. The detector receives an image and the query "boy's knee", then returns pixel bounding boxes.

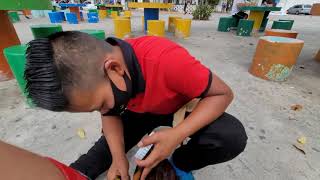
[221,117,247,158]
[204,113,248,158]
[226,129,247,156]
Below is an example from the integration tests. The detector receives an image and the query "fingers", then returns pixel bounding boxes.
[107,171,129,180]
[120,170,130,180]
[138,132,158,148]
[106,171,118,180]
[135,148,160,167]
[140,167,152,180]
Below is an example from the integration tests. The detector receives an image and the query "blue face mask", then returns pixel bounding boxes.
[103,72,132,116]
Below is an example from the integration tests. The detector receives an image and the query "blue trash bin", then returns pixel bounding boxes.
[66,12,78,24]
[48,12,62,23]
[87,12,99,23]
[58,11,65,21]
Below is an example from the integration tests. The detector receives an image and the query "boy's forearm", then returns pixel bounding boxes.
[174,94,233,141]
[102,116,126,158]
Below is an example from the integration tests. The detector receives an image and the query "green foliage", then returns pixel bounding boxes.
[207,0,220,6]
[198,0,219,6]
[192,4,214,20]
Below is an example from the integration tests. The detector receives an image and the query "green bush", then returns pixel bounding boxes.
[192,5,214,20]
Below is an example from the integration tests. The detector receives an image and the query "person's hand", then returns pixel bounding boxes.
[135,128,185,180]
[106,155,130,180]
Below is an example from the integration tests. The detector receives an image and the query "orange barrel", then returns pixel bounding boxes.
[265,29,298,38]
[0,10,20,81]
[22,10,32,16]
[249,36,304,81]
[311,3,320,16]
[315,50,320,62]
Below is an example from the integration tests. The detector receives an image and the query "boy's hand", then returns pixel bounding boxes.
[107,155,130,180]
[135,128,184,180]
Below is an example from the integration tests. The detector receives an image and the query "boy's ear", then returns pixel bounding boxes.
[103,58,125,77]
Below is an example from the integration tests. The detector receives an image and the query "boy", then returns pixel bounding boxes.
[231,0,249,22]
[24,32,247,180]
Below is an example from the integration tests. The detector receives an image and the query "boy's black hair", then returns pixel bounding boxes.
[24,31,112,111]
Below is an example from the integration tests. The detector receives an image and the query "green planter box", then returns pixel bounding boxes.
[279,19,294,30]
[79,29,106,40]
[3,45,33,106]
[30,24,63,39]
[272,20,292,30]
[8,11,20,23]
[218,17,233,32]
[237,19,254,36]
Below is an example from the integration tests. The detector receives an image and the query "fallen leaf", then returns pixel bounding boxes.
[291,104,303,111]
[297,136,306,145]
[77,128,86,139]
[293,143,306,155]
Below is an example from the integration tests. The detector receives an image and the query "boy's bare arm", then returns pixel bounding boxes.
[136,73,234,180]
[174,72,234,139]
[102,115,126,158]
[0,140,65,180]
[101,115,130,180]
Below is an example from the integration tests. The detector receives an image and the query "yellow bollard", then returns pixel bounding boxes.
[142,16,145,32]
[147,20,165,37]
[168,16,182,32]
[124,11,131,17]
[175,19,191,38]
[111,11,118,18]
[98,9,107,19]
[117,16,130,19]
[113,18,131,39]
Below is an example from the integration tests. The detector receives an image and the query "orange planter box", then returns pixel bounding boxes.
[265,29,298,38]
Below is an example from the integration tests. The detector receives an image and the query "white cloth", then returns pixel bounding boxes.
[231,0,246,15]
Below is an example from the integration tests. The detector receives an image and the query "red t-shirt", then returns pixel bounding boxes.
[126,36,211,114]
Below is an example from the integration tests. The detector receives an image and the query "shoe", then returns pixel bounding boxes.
[169,158,195,180]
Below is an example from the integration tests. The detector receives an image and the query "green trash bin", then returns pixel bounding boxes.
[218,17,233,32]
[8,11,20,23]
[79,29,106,40]
[3,45,33,106]
[30,24,63,39]
[279,19,294,30]
[271,20,292,30]
[237,19,254,36]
